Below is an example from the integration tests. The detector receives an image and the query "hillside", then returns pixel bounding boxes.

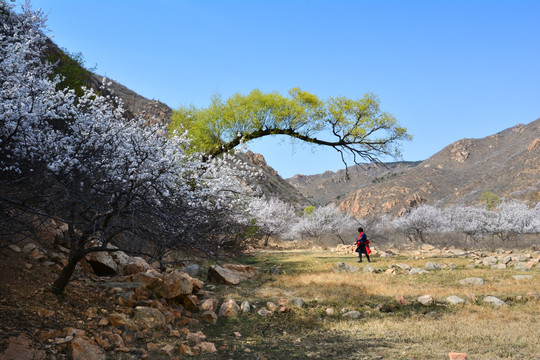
[333,118,540,218]
[286,161,421,206]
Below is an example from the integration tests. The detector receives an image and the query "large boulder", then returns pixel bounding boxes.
[69,336,106,360]
[150,270,193,299]
[87,251,118,276]
[207,264,259,285]
[0,334,47,360]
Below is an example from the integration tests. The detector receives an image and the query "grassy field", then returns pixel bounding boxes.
[197,250,540,360]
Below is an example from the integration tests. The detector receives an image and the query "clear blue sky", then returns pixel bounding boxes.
[18,0,540,178]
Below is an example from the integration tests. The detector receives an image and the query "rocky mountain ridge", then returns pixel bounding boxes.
[332,118,540,218]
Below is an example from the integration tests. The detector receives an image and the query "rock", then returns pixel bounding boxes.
[514,262,529,271]
[363,265,376,273]
[325,308,335,316]
[409,267,429,275]
[425,262,440,270]
[270,266,280,275]
[199,342,217,353]
[218,298,240,317]
[290,298,306,308]
[418,295,434,305]
[446,296,466,305]
[70,336,106,360]
[395,263,411,271]
[482,256,498,266]
[512,275,533,281]
[0,334,46,360]
[160,344,175,356]
[182,294,199,311]
[186,331,206,346]
[7,244,21,253]
[200,310,218,324]
[185,264,201,277]
[179,343,194,355]
[459,277,485,286]
[385,268,397,274]
[395,295,409,305]
[257,308,271,316]
[491,264,507,269]
[448,352,468,360]
[21,243,36,253]
[511,254,528,262]
[483,296,506,306]
[266,302,278,311]
[109,313,137,331]
[207,264,259,285]
[87,251,118,276]
[132,272,160,288]
[200,298,218,312]
[342,311,361,319]
[133,306,166,329]
[501,255,512,264]
[240,300,251,313]
[336,262,359,273]
[151,270,193,299]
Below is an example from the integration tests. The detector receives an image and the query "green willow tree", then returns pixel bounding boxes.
[170,88,412,170]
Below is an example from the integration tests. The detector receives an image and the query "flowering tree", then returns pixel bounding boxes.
[484,200,540,241]
[392,205,445,243]
[246,197,299,245]
[1,1,254,294]
[290,204,357,243]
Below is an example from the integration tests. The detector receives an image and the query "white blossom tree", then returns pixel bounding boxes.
[247,197,299,245]
[1,1,255,294]
[290,205,357,243]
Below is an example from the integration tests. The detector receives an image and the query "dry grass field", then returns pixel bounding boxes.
[200,249,540,360]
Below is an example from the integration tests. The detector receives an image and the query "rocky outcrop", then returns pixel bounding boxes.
[207,264,260,285]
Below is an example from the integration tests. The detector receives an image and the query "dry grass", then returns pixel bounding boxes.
[201,249,540,360]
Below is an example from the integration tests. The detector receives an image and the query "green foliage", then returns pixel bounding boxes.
[170,88,412,166]
[480,191,501,211]
[45,46,96,97]
[303,205,315,216]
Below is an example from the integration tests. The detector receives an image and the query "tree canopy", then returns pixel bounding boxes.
[170,88,412,169]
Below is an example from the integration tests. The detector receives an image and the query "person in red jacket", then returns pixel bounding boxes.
[355,227,371,263]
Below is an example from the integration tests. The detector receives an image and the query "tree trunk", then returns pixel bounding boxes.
[51,251,83,295]
[263,235,270,247]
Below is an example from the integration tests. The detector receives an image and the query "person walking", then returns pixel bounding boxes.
[355,227,371,262]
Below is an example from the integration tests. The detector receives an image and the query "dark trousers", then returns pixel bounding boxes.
[357,246,370,262]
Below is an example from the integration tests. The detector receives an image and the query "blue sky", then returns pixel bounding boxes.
[19,0,540,178]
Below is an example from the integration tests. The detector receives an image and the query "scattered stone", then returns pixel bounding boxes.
[491,264,507,269]
[501,255,512,264]
[151,270,193,299]
[269,266,280,275]
[186,331,206,346]
[87,251,118,276]
[336,262,359,273]
[418,295,434,305]
[199,342,217,353]
[395,295,409,305]
[266,302,278,311]
[160,344,175,356]
[448,262,457,269]
[233,331,242,337]
[200,298,218,312]
[179,343,194,355]
[409,268,429,275]
[363,265,376,273]
[8,244,21,253]
[184,264,201,277]
[448,352,468,360]
[290,297,306,308]
[446,296,466,305]
[0,334,46,360]
[70,336,106,360]
[395,263,411,271]
[514,262,529,271]
[240,300,251,313]
[342,311,361,319]
[207,264,259,285]
[385,267,397,274]
[325,308,335,316]
[425,262,440,270]
[512,275,533,281]
[257,308,271,317]
[482,256,498,266]
[133,306,166,329]
[109,313,137,331]
[200,310,218,324]
[483,296,506,307]
[22,243,36,253]
[218,298,240,317]
[459,277,485,286]
[511,254,528,263]
[182,294,199,312]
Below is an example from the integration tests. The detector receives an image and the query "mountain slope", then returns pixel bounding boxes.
[334,118,540,218]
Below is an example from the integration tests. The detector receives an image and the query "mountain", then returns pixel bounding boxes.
[327,118,540,218]
[286,161,421,206]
